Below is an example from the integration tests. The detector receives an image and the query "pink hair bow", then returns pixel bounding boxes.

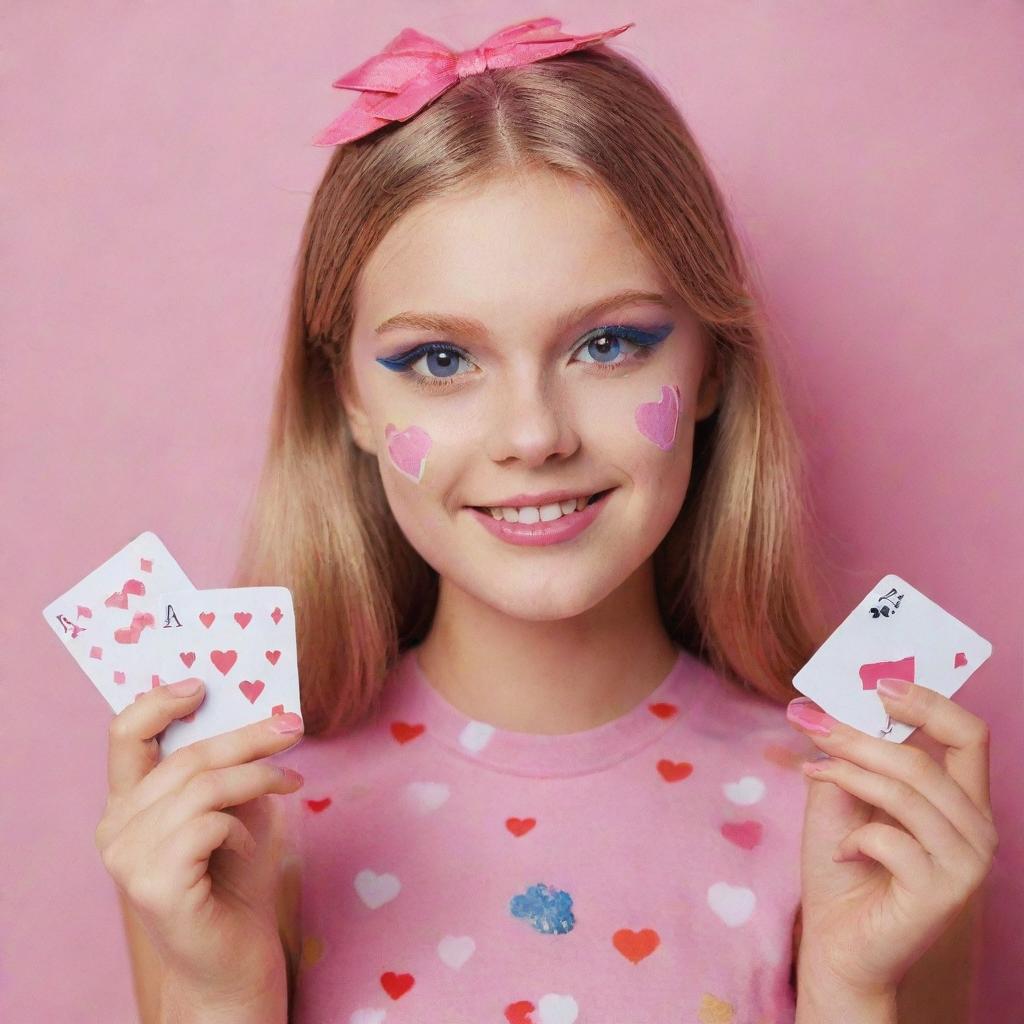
[312,16,635,147]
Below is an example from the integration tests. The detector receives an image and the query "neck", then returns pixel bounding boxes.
[414,561,680,735]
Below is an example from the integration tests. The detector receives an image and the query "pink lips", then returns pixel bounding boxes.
[466,489,613,546]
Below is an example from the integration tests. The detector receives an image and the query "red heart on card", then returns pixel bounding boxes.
[179,652,196,669]
[199,612,216,629]
[234,612,252,629]
[210,649,237,675]
[239,679,265,704]
[266,650,281,665]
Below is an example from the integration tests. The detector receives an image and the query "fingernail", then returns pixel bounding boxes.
[786,697,836,736]
[167,678,203,697]
[269,712,304,734]
[279,767,304,786]
[877,677,912,698]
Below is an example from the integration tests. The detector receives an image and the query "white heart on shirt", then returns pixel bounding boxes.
[707,881,756,927]
[722,775,766,806]
[538,993,579,1024]
[354,869,401,909]
[348,1010,386,1024]
[459,720,495,753]
[437,934,476,969]
[405,781,451,814]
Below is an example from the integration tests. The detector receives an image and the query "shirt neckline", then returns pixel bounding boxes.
[382,644,698,778]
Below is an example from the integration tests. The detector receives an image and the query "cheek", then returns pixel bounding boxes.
[634,383,682,451]
[384,422,433,483]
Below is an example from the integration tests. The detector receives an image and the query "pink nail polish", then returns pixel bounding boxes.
[269,712,304,734]
[877,677,912,698]
[786,698,836,736]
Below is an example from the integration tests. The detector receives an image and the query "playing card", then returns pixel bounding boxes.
[152,586,301,758]
[41,531,195,713]
[792,574,993,742]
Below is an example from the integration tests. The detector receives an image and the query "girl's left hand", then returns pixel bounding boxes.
[787,679,998,998]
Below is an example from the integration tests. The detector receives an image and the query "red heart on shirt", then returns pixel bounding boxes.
[504,1001,536,1024]
[506,817,536,837]
[305,797,332,814]
[390,721,426,744]
[657,759,693,782]
[648,701,678,719]
[380,971,415,999]
[613,927,661,963]
[721,820,764,850]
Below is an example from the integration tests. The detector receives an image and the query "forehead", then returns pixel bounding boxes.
[354,172,669,324]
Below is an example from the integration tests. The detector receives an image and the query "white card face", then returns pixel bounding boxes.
[792,573,993,742]
[152,586,301,758]
[41,531,195,713]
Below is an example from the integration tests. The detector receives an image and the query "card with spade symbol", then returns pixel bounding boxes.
[152,586,302,758]
[41,531,195,714]
[792,573,993,742]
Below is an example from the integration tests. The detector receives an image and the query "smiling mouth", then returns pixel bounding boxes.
[468,487,610,520]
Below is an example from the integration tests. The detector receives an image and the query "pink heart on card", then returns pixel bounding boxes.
[859,656,915,691]
[199,612,216,629]
[954,651,967,668]
[266,650,281,665]
[234,611,252,630]
[113,670,126,685]
[271,607,283,624]
[179,651,196,669]
[385,422,432,482]
[77,605,92,619]
[239,679,265,704]
[635,384,681,450]
[210,649,237,676]
[140,558,152,572]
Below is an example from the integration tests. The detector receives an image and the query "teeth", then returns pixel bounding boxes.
[485,494,592,523]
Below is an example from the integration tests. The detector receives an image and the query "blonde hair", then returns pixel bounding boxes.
[233,44,831,736]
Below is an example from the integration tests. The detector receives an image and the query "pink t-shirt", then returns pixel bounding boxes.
[274,644,815,1023]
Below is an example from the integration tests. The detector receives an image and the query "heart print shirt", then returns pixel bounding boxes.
[273,644,816,1024]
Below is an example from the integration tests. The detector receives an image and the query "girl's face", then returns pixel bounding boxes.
[342,171,720,621]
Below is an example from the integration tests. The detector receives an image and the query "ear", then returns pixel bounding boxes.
[694,345,722,422]
[336,373,377,455]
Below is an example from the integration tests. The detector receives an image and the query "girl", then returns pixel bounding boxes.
[98,16,997,1024]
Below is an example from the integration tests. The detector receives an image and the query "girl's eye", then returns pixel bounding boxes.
[375,323,674,391]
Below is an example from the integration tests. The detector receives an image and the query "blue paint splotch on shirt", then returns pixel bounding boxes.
[509,883,576,934]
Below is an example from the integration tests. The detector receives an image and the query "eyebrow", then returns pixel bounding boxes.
[373,289,672,337]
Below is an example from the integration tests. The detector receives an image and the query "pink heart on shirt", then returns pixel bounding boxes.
[721,820,763,850]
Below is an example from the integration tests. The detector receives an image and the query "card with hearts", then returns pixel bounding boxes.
[152,586,301,758]
[792,573,993,742]
[41,531,195,714]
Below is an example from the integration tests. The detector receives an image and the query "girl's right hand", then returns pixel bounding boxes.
[94,677,305,1007]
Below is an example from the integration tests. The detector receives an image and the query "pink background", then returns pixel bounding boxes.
[3,2,1021,1019]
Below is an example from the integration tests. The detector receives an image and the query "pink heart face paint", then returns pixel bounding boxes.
[385,422,432,482]
[634,384,681,450]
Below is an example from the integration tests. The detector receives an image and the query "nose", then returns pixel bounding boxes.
[483,368,579,468]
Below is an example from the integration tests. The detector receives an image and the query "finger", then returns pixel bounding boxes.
[125,710,305,817]
[107,678,207,798]
[876,679,993,822]
[803,756,983,878]
[832,819,932,884]
[788,696,997,858]
[147,761,305,843]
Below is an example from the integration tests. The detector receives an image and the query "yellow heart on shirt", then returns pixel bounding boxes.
[698,992,735,1023]
[301,936,324,968]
